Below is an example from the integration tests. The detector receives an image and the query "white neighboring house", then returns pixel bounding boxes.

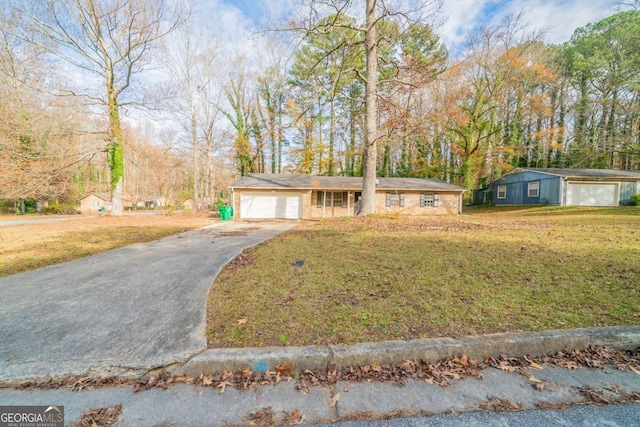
[145,196,168,209]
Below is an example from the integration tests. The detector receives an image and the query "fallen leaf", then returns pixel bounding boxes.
[480,396,523,412]
[559,360,579,370]
[527,375,543,383]
[443,371,461,380]
[283,409,305,425]
[525,356,543,370]
[275,362,294,376]
[496,362,519,373]
[237,318,248,325]
[217,380,233,394]
[330,393,340,407]
[459,354,469,367]
[173,375,192,384]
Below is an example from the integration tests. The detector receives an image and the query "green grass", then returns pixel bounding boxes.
[207,207,640,348]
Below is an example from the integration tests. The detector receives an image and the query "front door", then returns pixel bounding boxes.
[354,192,362,215]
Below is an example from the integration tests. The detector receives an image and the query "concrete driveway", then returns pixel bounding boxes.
[0,221,295,382]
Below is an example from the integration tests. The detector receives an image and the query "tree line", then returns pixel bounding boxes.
[1,1,638,212]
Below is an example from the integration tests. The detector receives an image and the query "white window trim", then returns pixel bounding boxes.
[497,185,507,199]
[420,193,439,208]
[385,192,405,207]
[528,181,540,198]
[317,191,347,208]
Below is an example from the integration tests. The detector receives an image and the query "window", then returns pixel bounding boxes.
[528,181,540,198]
[317,191,348,208]
[420,193,439,208]
[497,185,507,199]
[93,200,99,207]
[386,192,405,207]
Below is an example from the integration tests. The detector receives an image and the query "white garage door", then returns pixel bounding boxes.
[566,183,618,207]
[240,194,301,219]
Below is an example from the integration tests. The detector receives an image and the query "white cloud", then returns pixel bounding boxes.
[439,0,493,49]
[505,0,619,43]
[439,0,620,54]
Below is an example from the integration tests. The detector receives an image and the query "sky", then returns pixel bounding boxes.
[207,0,622,55]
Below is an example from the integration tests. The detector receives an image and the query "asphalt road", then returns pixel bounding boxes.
[0,216,91,227]
[0,221,295,381]
[309,404,640,427]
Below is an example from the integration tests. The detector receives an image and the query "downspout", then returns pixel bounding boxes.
[231,188,235,218]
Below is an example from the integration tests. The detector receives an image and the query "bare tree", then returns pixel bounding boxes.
[161,25,221,211]
[0,11,104,203]
[11,0,190,215]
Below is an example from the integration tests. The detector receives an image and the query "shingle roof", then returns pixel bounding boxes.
[230,173,464,192]
[518,168,640,179]
[81,192,111,201]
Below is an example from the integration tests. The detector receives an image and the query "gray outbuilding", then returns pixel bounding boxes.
[489,168,640,207]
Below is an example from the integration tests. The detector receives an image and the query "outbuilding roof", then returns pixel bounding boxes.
[230,173,464,192]
[80,192,111,201]
[516,168,640,180]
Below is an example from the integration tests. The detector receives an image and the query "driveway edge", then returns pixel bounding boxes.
[176,326,640,376]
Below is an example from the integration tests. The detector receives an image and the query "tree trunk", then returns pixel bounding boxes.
[270,100,277,173]
[191,109,200,212]
[360,0,378,215]
[329,97,336,175]
[277,103,284,173]
[107,73,124,216]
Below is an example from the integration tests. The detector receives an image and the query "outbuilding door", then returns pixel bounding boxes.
[240,193,301,219]
[565,182,618,207]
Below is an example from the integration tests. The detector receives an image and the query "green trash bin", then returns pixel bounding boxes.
[219,205,231,221]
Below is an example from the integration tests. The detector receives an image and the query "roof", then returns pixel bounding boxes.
[230,173,464,192]
[517,168,640,179]
[81,193,111,201]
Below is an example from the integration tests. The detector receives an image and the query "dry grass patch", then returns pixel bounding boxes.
[207,207,640,348]
[0,214,213,277]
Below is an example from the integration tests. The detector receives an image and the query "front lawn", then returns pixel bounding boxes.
[207,207,640,347]
[0,214,213,277]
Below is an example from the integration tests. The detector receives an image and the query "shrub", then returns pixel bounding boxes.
[0,200,13,214]
[43,203,80,215]
[629,194,640,206]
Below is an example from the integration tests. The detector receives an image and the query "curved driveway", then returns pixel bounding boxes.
[0,221,295,381]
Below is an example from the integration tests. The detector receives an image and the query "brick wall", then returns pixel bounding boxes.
[233,189,462,219]
[375,191,460,215]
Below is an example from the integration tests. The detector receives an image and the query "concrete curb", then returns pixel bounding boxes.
[175,326,640,376]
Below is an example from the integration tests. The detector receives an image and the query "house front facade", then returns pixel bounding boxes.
[491,168,640,207]
[80,193,111,214]
[229,174,464,220]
